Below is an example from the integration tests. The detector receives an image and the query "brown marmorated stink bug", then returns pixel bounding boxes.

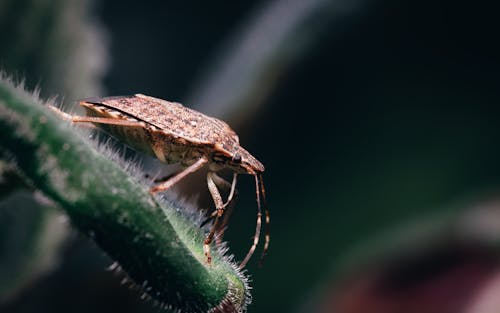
[49,94,269,268]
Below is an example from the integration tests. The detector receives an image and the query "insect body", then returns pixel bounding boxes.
[49,94,269,268]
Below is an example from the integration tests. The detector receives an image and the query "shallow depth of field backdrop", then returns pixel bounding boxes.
[2,0,500,313]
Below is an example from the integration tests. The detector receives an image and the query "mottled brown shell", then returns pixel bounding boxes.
[80,94,264,173]
[86,94,240,149]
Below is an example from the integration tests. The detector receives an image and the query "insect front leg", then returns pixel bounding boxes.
[202,172,238,224]
[208,172,238,245]
[203,171,227,264]
[211,172,238,208]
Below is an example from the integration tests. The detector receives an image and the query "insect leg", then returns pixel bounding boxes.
[203,171,226,264]
[210,173,238,244]
[211,172,238,208]
[200,172,238,225]
[73,116,147,127]
[144,173,176,183]
[47,105,76,121]
[48,105,147,128]
[239,174,263,269]
[150,157,208,193]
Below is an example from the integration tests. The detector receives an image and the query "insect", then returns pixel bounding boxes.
[49,94,269,268]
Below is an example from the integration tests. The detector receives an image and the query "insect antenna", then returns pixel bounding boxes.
[259,173,270,267]
[239,174,263,269]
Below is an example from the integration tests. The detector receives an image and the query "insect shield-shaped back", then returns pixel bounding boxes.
[49,93,269,268]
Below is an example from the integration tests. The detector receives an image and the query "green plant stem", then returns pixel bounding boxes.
[0,78,249,312]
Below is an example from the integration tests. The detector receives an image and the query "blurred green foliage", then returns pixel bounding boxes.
[0,0,108,303]
[2,0,500,312]
[0,0,107,99]
[0,191,67,302]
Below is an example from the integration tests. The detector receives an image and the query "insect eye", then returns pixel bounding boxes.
[232,154,242,163]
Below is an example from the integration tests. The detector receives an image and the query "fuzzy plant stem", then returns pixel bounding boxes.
[0,78,249,312]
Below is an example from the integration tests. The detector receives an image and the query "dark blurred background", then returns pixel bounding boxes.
[2,0,500,312]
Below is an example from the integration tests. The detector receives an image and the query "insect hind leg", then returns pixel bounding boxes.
[47,105,77,121]
[48,105,147,128]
